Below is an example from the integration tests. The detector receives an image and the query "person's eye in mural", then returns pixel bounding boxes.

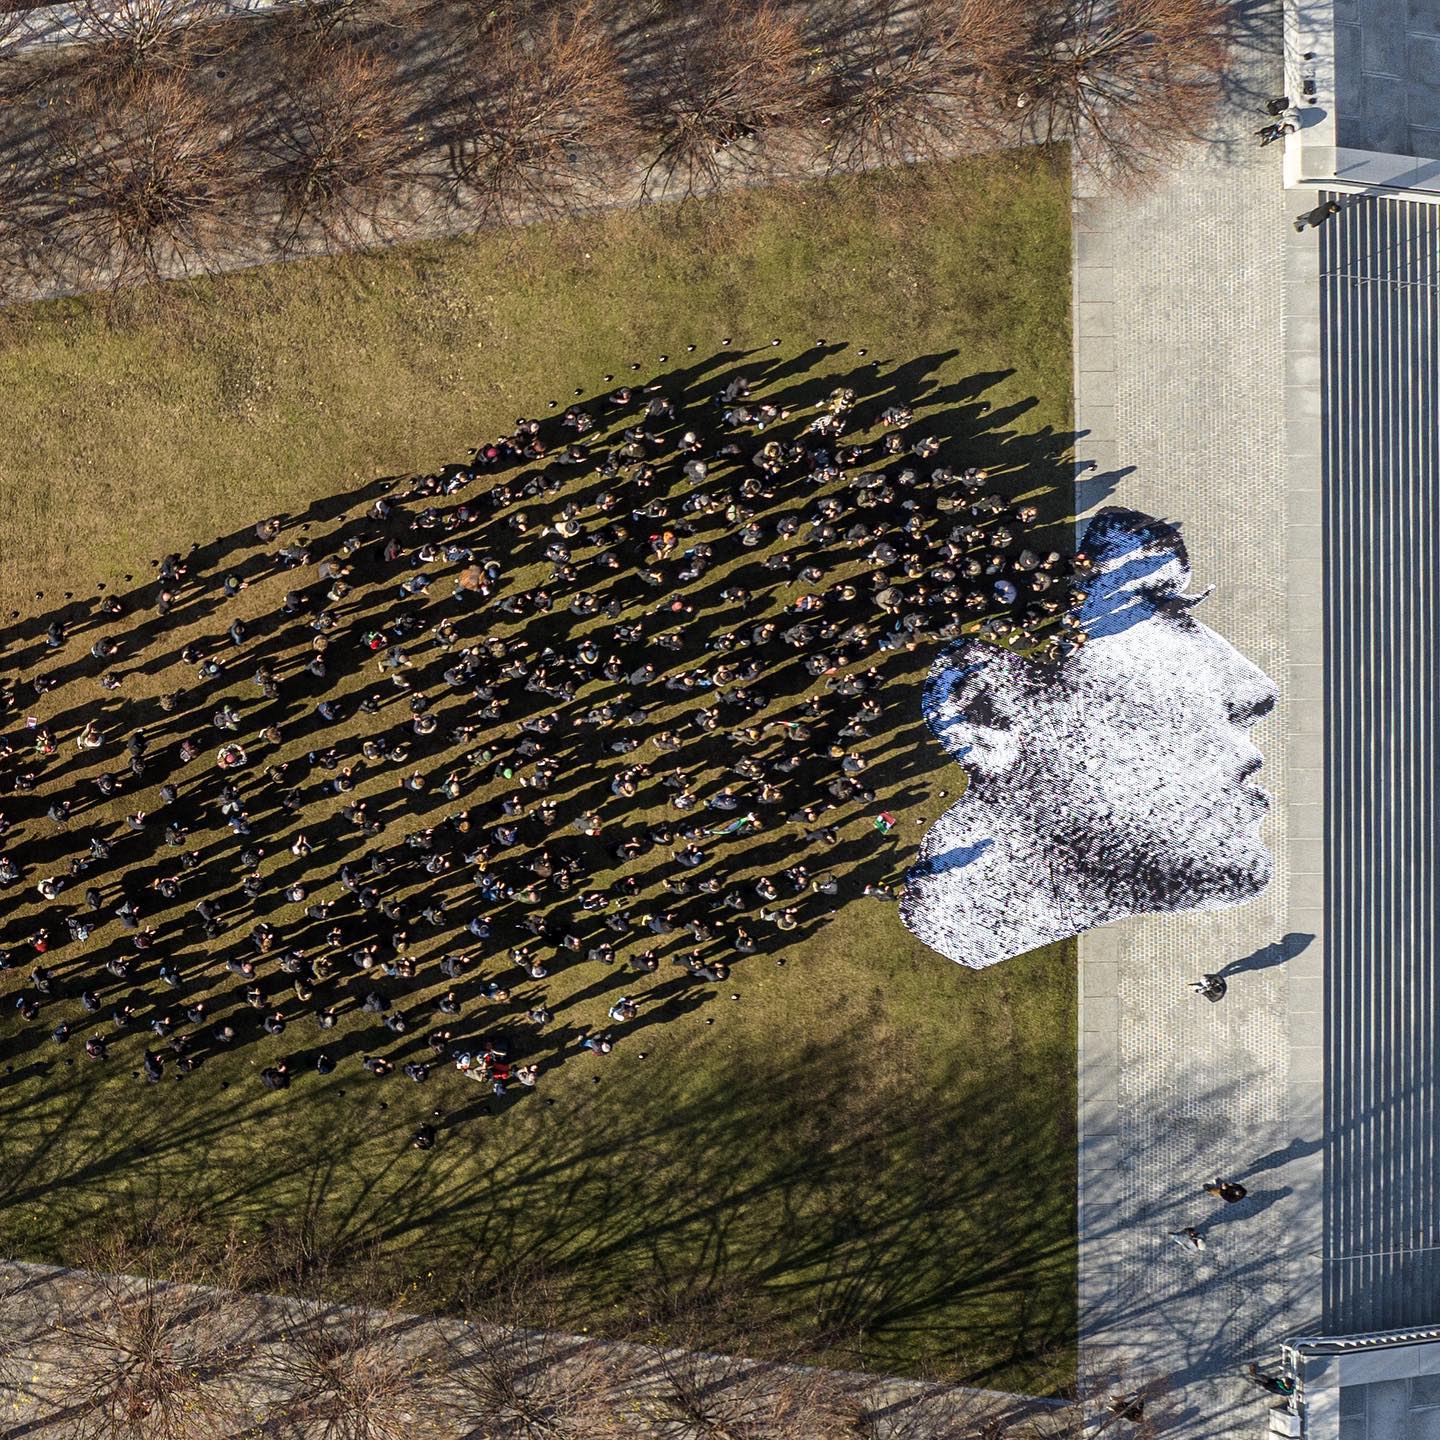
[901,507,1279,971]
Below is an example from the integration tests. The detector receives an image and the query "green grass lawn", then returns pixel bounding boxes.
[0,152,1077,1390]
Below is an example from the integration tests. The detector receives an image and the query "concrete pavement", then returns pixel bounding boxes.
[1071,4,1327,1432]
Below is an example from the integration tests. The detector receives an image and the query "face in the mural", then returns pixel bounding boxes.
[901,508,1278,970]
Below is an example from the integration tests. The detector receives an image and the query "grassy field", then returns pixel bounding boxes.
[0,152,1077,1390]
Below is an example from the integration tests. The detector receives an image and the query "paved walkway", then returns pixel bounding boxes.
[0,1,993,305]
[0,1258,1057,1438]
[1071,3,1326,1433]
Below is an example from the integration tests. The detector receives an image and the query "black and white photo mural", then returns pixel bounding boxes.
[901,508,1278,970]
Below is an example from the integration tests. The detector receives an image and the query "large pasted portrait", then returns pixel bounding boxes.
[901,508,1278,970]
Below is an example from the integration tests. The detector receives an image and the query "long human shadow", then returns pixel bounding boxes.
[1073,450,1138,515]
[1218,932,1313,981]
[1241,1136,1322,1180]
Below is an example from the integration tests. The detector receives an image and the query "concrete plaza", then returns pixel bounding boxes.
[1072,0,1440,1433]
[1072,2,1321,1434]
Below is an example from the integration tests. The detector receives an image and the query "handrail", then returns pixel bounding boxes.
[1285,1326,1440,1356]
[1276,1325,1440,1433]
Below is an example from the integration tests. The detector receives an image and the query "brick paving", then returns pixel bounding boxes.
[1071,3,1326,1433]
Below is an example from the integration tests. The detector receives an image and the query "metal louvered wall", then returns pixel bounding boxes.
[1322,195,1440,1330]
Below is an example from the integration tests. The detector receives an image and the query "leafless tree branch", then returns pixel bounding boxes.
[277,0,415,48]
[66,0,237,88]
[52,71,253,288]
[38,1222,263,1440]
[262,1298,444,1440]
[623,1285,856,1440]
[638,0,815,199]
[813,0,1020,174]
[1002,0,1234,183]
[441,0,637,223]
[262,41,420,251]
[442,1270,637,1439]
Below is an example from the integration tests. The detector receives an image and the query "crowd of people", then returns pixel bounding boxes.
[0,343,1086,1138]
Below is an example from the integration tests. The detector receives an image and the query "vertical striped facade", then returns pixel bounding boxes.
[1322,195,1440,1329]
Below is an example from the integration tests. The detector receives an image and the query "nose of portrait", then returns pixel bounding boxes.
[1199,621,1277,729]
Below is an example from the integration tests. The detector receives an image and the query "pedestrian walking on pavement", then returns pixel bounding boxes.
[1243,1362,1296,1397]
[1257,105,1301,145]
[1294,199,1342,232]
[1204,1178,1249,1203]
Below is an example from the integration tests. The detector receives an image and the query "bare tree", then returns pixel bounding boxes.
[630,1349,854,1440]
[423,0,514,55]
[638,0,814,199]
[36,1225,261,1440]
[827,1378,1032,1440]
[264,1295,443,1440]
[622,1287,855,1440]
[813,0,1020,174]
[54,72,252,288]
[257,1240,440,1440]
[441,1271,636,1438]
[276,0,413,49]
[0,1264,39,1421]
[442,0,637,224]
[0,7,28,92]
[0,160,49,303]
[65,0,236,89]
[262,42,419,250]
[1001,0,1233,183]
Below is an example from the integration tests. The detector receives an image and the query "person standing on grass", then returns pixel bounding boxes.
[0,359,1090,1121]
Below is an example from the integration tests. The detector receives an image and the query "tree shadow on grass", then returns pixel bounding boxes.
[0,1007,1078,1389]
[0,342,1081,1387]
